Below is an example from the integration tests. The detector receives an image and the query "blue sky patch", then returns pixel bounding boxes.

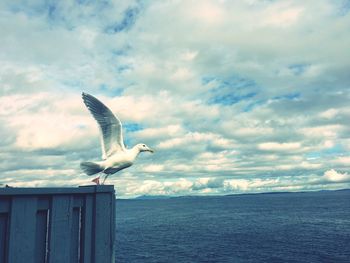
[8,1,48,17]
[124,123,143,132]
[323,144,345,156]
[273,92,301,101]
[123,123,143,148]
[339,0,350,16]
[105,7,140,34]
[210,92,257,106]
[206,76,259,106]
[306,144,345,160]
[305,152,321,159]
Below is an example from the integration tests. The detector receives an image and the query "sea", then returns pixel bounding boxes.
[115,190,350,263]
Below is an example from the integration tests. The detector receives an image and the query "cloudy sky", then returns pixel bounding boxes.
[1,0,350,197]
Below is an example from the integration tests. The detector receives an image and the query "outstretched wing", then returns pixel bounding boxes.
[82,92,126,159]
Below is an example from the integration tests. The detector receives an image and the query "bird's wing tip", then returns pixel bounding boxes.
[82,92,92,103]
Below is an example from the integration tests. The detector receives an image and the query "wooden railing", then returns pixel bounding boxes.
[0,185,115,263]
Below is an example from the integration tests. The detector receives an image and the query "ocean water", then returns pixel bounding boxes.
[115,190,350,263]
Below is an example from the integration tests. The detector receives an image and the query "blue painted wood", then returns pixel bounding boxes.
[48,196,74,263]
[74,196,84,208]
[70,207,81,262]
[37,197,50,210]
[0,198,10,213]
[0,185,116,263]
[81,195,93,263]
[0,185,114,196]
[35,210,48,263]
[94,193,115,263]
[110,193,116,263]
[0,213,8,263]
[8,197,37,263]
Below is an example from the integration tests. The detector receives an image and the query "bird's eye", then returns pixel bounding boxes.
[143,144,146,147]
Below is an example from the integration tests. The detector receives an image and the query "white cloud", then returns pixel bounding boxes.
[158,132,235,150]
[188,1,226,25]
[1,92,93,150]
[135,125,184,140]
[333,157,350,166]
[323,169,350,183]
[258,142,302,152]
[301,125,343,139]
[170,67,194,81]
[224,179,249,191]
[142,164,164,173]
[262,3,304,27]
[233,126,274,138]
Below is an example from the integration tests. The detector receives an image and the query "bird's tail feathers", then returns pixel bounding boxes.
[80,161,103,176]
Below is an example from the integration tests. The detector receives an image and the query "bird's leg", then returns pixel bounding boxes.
[92,176,100,185]
[101,174,109,185]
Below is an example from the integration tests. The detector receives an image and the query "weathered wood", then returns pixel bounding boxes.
[74,195,84,207]
[0,213,8,263]
[0,185,114,196]
[37,197,50,210]
[8,197,37,263]
[93,193,115,263]
[48,195,74,263]
[81,195,93,263]
[35,210,48,263]
[111,193,116,263]
[0,198,10,213]
[70,207,81,262]
[0,185,116,263]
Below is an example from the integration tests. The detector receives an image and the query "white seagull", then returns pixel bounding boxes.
[81,92,154,185]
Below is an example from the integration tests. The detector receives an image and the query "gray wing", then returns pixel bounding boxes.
[82,92,125,159]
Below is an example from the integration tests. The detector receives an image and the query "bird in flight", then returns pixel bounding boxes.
[81,92,154,185]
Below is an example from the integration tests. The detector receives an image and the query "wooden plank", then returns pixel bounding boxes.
[92,185,114,193]
[0,185,114,196]
[111,193,116,263]
[0,213,8,263]
[93,193,114,263]
[48,195,73,263]
[70,207,81,263]
[0,186,116,263]
[8,197,37,263]
[80,195,93,263]
[38,197,50,210]
[35,210,48,263]
[0,198,10,213]
[74,195,84,208]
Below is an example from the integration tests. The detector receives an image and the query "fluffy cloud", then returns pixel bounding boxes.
[258,142,302,152]
[1,0,350,197]
[158,132,235,151]
[323,169,350,183]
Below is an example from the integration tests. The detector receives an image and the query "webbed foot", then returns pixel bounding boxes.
[92,176,100,185]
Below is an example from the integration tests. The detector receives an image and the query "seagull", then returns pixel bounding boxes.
[81,92,154,185]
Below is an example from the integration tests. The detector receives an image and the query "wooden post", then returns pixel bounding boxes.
[0,185,116,263]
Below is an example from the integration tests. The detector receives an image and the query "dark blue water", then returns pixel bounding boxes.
[115,190,350,263]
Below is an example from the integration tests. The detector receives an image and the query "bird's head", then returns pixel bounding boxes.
[137,143,154,153]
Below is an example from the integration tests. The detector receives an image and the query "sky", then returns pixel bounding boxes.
[1,0,350,198]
